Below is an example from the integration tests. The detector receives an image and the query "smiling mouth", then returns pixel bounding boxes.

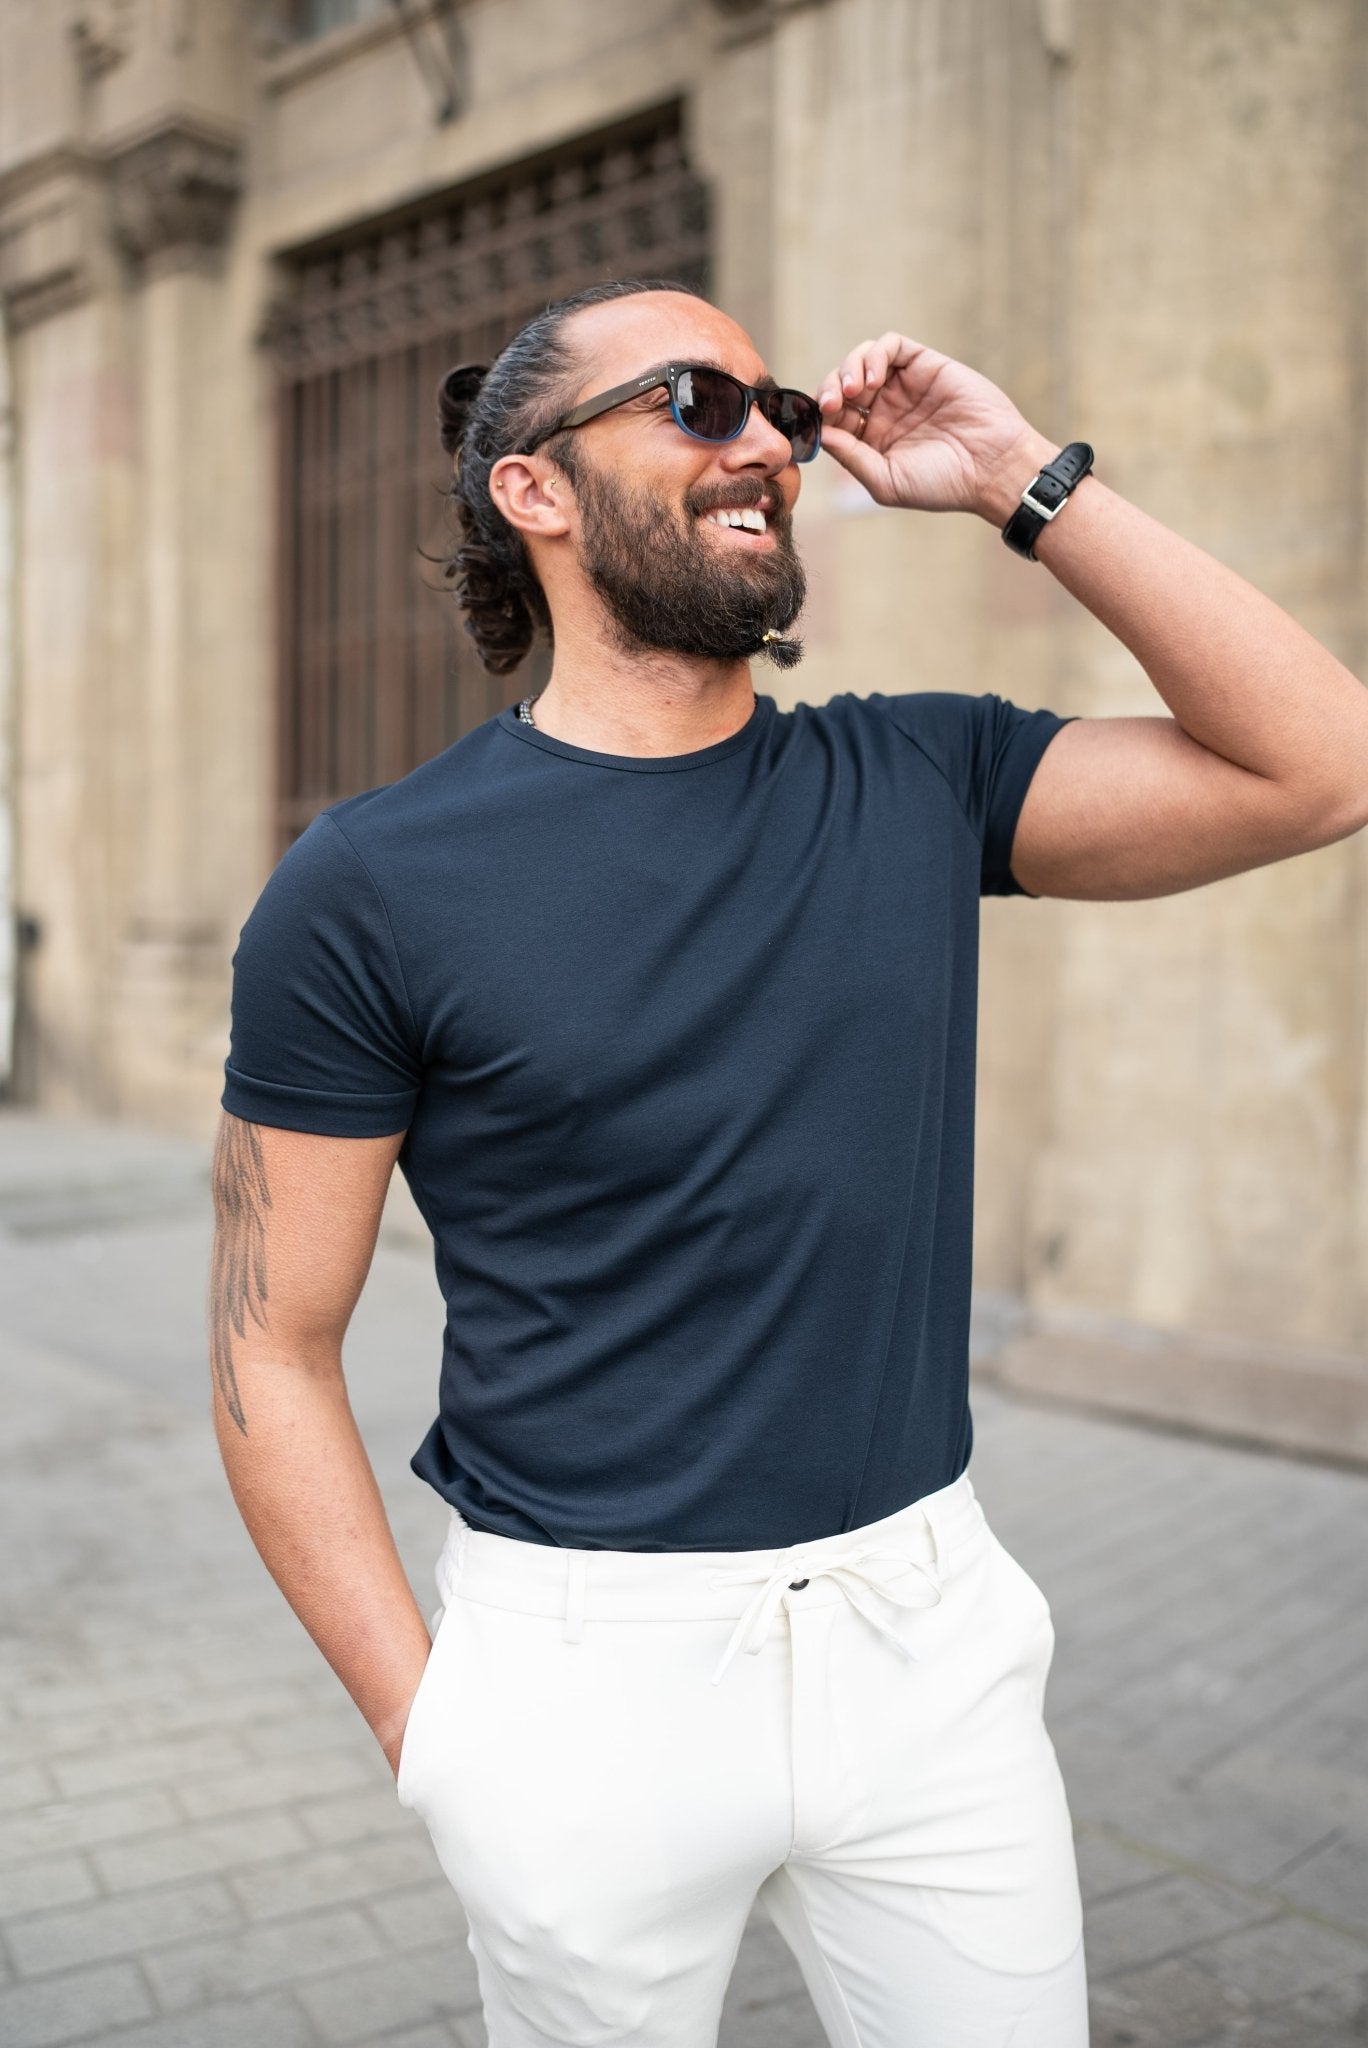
[700,506,772,540]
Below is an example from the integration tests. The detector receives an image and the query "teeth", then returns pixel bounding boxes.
[708,508,768,532]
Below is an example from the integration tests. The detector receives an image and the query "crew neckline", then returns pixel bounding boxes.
[497,692,775,773]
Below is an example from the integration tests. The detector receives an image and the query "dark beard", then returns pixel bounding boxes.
[565,449,807,669]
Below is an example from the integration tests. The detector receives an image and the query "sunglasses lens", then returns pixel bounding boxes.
[675,367,749,441]
[765,390,822,463]
[674,368,822,460]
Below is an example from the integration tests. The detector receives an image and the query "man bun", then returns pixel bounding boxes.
[436,363,489,457]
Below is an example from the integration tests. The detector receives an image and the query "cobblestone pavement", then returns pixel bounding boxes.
[1,1109,1365,2047]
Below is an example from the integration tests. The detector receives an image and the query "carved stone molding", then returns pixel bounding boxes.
[1036,0,1075,64]
[0,118,245,321]
[0,151,108,330]
[105,121,243,278]
[70,0,139,81]
[706,0,827,46]
[72,0,202,73]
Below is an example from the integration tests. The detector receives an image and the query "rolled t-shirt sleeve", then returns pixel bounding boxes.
[869,689,1076,897]
[221,813,422,1136]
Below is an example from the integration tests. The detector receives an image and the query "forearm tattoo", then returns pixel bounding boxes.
[209,1116,273,1436]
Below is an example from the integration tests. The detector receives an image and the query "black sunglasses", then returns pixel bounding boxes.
[521,362,823,464]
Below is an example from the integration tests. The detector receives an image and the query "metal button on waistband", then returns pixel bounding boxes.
[789,1578,809,1590]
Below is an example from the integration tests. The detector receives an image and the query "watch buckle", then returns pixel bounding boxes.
[1020,478,1065,521]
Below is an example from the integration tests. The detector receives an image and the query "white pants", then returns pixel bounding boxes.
[397,1472,1088,2047]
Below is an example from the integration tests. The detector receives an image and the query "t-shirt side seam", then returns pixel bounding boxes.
[318,812,423,1055]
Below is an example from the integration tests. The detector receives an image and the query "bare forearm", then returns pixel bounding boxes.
[214,1359,431,1770]
[982,430,1368,819]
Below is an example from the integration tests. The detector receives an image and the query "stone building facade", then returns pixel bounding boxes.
[2,0,1365,1459]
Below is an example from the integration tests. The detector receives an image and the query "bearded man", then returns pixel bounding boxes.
[212,277,1368,2048]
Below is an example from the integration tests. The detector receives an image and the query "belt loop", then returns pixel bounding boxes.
[563,1550,587,1644]
[922,1500,944,1576]
[436,1507,469,1608]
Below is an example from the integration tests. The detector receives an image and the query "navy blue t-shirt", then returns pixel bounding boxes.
[221,689,1071,1550]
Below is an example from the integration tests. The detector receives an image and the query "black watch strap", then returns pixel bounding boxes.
[1001,441,1095,560]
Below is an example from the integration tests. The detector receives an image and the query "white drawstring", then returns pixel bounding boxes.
[704,1539,944,1687]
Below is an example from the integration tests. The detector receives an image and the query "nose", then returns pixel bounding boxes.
[721,398,795,476]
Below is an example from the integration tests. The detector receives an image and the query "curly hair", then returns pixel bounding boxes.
[437,277,703,676]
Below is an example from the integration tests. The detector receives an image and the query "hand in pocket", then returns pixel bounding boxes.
[381,1632,438,1783]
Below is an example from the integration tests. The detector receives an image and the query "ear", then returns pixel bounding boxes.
[489,453,572,541]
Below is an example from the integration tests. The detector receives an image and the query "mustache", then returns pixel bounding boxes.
[682,480,787,522]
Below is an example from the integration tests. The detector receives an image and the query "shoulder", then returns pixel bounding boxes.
[795,687,994,735]
[794,687,1001,775]
[310,710,513,869]
[808,688,1070,768]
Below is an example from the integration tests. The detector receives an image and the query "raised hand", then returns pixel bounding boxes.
[816,332,1056,522]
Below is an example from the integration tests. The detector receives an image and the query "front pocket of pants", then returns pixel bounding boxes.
[992,1535,1064,1767]
[395,1604,450,1811]
[984,1528,1053,1632]
[917,1533,1081,1973]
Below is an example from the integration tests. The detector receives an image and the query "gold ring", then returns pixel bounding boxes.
[853,409,870,441]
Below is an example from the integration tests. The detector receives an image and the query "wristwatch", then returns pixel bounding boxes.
[1001,441,1095,560]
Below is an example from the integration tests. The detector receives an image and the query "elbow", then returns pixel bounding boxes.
[1330,714,1368,838]
[1295,694,1368,847]
[1297,778,1368,851]
[1280,724,1368,848]
[1324,753,1368,842]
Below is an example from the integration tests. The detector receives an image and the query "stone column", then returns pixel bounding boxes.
[0,312,13,1088]
[761,0,1072,1297]
[693,1,781,361]
[0,2,250,1123]
[104,120,246,1128]
[0,111,129,1109]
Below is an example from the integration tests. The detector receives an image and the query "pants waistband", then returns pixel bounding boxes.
[433,1473,986,1684]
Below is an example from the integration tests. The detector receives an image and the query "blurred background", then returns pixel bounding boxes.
[2,7,1368,2047]
[2,0,1366,1462]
